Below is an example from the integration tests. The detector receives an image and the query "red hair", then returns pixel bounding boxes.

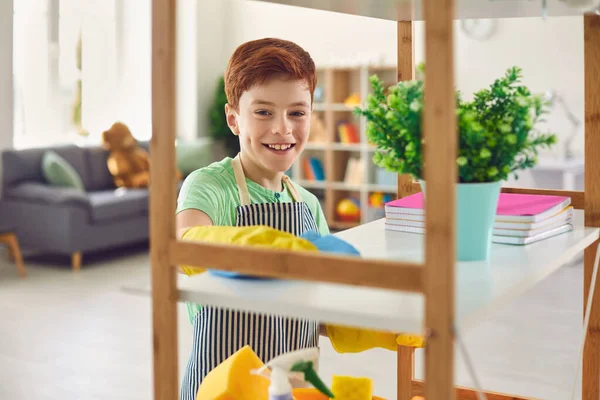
[224,38,317,109]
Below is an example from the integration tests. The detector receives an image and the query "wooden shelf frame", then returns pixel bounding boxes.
[149,1,600,399]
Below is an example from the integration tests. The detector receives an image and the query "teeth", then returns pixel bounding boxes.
[268,144,292,150]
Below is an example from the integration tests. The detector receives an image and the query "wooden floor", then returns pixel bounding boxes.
[0,246,585,399]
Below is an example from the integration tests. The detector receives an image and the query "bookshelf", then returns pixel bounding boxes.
[291,65,399,230]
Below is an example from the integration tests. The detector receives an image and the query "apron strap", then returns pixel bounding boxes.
[232,153,304,204]
[231,154,251,206]
[282,175,303,202]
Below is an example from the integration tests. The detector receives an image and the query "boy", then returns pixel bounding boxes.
[175,37,329,399]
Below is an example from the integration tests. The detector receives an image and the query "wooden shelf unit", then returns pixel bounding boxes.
[293,65,398,230]
[148,1,600,399]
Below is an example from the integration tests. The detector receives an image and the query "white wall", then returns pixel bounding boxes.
[117,0,151,140]
[177,0,198,141]
[224,1,585,160]
[194,0,232,140]
[0,0,14,197]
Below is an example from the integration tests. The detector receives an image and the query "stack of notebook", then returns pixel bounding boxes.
[384,192,573,245]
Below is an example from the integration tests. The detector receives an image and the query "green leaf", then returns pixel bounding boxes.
[353,67,557,183]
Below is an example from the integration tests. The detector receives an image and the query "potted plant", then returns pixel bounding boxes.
[208,75,240,157]
[354,66,557,261]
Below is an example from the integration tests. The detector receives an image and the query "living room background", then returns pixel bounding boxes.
[0,0,586,195]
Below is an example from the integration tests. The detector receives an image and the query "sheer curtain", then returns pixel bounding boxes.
[13,0,151,149]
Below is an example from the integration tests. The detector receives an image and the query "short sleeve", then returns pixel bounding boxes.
[176,170,224,225]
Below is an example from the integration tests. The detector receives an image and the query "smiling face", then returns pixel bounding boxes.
[225,76,312,177]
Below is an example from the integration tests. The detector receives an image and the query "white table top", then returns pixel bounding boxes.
[126,211,599,334]
[249,0,590,21]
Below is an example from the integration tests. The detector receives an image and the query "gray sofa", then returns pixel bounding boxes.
[0,141,192,270]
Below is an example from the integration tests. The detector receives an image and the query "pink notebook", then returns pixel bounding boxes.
[385,192,571,223]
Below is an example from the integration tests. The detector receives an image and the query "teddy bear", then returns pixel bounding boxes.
[101,122,151,188]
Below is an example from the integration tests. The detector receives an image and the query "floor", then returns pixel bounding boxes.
[0,244,588,400]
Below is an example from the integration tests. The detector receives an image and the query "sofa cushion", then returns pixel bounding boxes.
[41,151,86,190]
[2,145,89,189]
[5,182,90,208]
[87,188,149,223]
[84,146,116,191]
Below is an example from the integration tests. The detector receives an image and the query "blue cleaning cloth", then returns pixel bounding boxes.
[209,231,360,279]
[299,231,361,256]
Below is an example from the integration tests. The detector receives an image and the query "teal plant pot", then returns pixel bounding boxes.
[419,180,502,261]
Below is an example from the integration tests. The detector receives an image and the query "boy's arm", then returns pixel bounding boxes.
[175,209,214,273]
[176,209,214,238]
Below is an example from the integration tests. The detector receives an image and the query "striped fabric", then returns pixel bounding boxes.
[236,202,318,235]
[180,172,321,400]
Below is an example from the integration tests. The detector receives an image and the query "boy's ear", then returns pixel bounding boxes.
[224,104,240,136]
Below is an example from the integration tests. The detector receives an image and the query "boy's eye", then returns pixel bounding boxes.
[255,110,272,116]
[290,111,306,117]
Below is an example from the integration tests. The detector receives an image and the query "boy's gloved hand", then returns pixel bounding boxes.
[299,231,361,256]
[325,325,426,353]
[300,232,426,353]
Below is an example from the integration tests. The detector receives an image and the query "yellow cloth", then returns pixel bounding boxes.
[178,225,318,276]
[177,225,426,352]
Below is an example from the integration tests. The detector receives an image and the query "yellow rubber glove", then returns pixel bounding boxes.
[326,324,425,353]
[178,225,318,276]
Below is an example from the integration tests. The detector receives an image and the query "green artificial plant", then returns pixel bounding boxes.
[354,66,557,183]
[208,76,240,157]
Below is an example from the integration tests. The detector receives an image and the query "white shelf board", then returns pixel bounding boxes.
[249,0,592,21]
[125,211,598,334]
[296,179,327,189]
[330,181,362,191]
[303,142,327,150]
[367,183,397,193]
[312,103,355,112]
[331,143,361,151]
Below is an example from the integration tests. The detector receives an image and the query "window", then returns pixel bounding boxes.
[13,0,151,149]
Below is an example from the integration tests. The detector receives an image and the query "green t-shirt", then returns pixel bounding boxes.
[176,157,330,321]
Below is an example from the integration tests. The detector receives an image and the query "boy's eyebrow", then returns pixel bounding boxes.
[251,100,310,108]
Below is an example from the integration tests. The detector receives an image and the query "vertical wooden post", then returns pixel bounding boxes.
[423,0,456,399]
[151,1,179,399]
[583,13,600,400]
[397,21,415,200]
[396,21,416,400]
[324,68,335,226]
[397,345,415,400]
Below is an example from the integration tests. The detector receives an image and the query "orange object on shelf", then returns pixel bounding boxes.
[292,388,329,400]
[291,388,387,400]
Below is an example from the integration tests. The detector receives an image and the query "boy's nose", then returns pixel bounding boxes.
[273,117,292,135]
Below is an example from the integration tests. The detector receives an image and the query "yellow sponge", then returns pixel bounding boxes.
[331,375,373,400]
[196,345,270,400]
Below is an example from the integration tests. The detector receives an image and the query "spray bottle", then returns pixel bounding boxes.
[253,347,335,400]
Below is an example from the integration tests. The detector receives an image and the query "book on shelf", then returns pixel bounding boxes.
[344,157,363,186]
[302,157,324,181]
[384,192,573,245]
[337,122,360,144]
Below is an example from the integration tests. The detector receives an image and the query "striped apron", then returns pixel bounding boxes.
[180,154,321,400]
